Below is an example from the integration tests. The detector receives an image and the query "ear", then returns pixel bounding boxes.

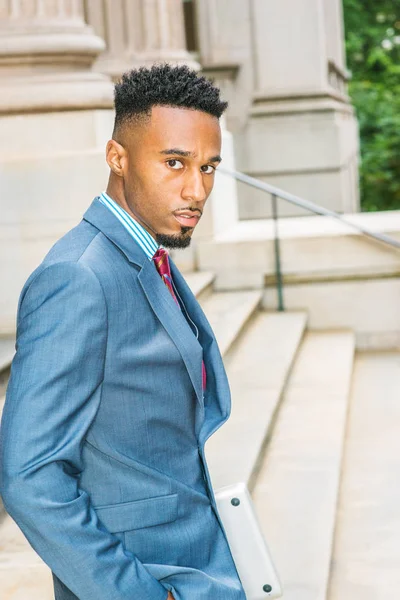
[106,140,127,177]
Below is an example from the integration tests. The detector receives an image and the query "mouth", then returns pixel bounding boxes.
[173,211,201,228]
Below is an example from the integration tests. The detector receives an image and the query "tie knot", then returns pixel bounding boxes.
[153,248,167,260]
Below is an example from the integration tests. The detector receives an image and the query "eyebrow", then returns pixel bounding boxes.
[159,148,222,163]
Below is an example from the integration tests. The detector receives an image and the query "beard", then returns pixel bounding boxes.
[155,226,193,249]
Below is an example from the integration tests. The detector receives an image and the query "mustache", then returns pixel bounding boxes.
[173,207,203,216]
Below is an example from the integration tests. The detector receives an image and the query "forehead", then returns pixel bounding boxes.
[137,105,221,153]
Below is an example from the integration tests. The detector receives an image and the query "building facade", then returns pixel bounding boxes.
[0,0,359,334]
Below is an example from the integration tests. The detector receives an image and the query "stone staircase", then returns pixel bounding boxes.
[328,352,400,600]
[206,311,307,490]
[1,273,399,599]
[251,330,355,600]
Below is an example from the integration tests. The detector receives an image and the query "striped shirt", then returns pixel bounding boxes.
[99,191,159,260]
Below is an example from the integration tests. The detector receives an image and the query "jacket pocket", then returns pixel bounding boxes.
[93,493,178,533]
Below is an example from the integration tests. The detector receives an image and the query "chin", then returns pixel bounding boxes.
[155,229,193,250]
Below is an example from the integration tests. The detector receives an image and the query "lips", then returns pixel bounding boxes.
[173,212,201,228]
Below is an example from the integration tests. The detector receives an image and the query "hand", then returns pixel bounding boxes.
[167,593,175,600]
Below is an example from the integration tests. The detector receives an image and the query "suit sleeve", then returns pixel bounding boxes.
[0,261,168,600]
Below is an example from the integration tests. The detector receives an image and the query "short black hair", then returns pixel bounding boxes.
[113,63,228,135]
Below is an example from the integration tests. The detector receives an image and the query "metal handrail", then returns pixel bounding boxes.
[219,167,400,311]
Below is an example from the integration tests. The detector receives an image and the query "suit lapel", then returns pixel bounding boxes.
[83,197,204,408]
[83,197,148,269]
[170,260,231,423]
[169,262,215,347]
[138,260,204,407]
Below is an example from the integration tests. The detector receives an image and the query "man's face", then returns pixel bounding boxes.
[108,105,222,249]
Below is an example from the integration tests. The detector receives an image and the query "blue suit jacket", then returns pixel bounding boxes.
[0,198,246,600]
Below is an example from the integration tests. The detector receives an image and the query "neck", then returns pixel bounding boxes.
[106,175,158,242]
[106,177,129,215]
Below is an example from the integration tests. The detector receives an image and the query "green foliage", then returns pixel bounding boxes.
[343,0,400,210]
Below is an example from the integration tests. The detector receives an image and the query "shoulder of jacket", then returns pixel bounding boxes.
[18,260,105,315]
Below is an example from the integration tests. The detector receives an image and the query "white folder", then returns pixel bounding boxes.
[214,482,283,600]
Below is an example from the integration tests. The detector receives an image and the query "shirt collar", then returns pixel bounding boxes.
[99,191,159,261]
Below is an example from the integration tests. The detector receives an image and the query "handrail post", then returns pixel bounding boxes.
[272,194,285,312]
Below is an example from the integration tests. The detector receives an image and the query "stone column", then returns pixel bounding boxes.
[85,0,198,81]
[239,0,360,218]
[0,0,113,112]
[324,0,346,71]
[195,0,254,134]
[0,0,115,335]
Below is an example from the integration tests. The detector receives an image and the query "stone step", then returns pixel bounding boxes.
[184,270,215,302]
[252,330,355,600]
[196,215,400,351]
[200,289,263,357]
[197,212,400,291]
[206,311,307,491]
[328,352,400,600]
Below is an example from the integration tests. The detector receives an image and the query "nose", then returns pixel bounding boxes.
[181,169,207,205]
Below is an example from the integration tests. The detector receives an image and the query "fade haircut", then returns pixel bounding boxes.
[113,63,228,137]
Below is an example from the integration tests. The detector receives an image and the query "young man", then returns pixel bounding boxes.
[0,64,246,600]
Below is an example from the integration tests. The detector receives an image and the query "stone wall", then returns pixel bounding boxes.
[0,0,114,334]
[0,0,364,334]
[196,0,360,217]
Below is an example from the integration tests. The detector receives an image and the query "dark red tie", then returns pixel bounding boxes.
[153,248,179,305]
[153,248,206,391]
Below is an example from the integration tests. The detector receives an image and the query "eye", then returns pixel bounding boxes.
[167,159,183,169]
[201,165,215,174]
